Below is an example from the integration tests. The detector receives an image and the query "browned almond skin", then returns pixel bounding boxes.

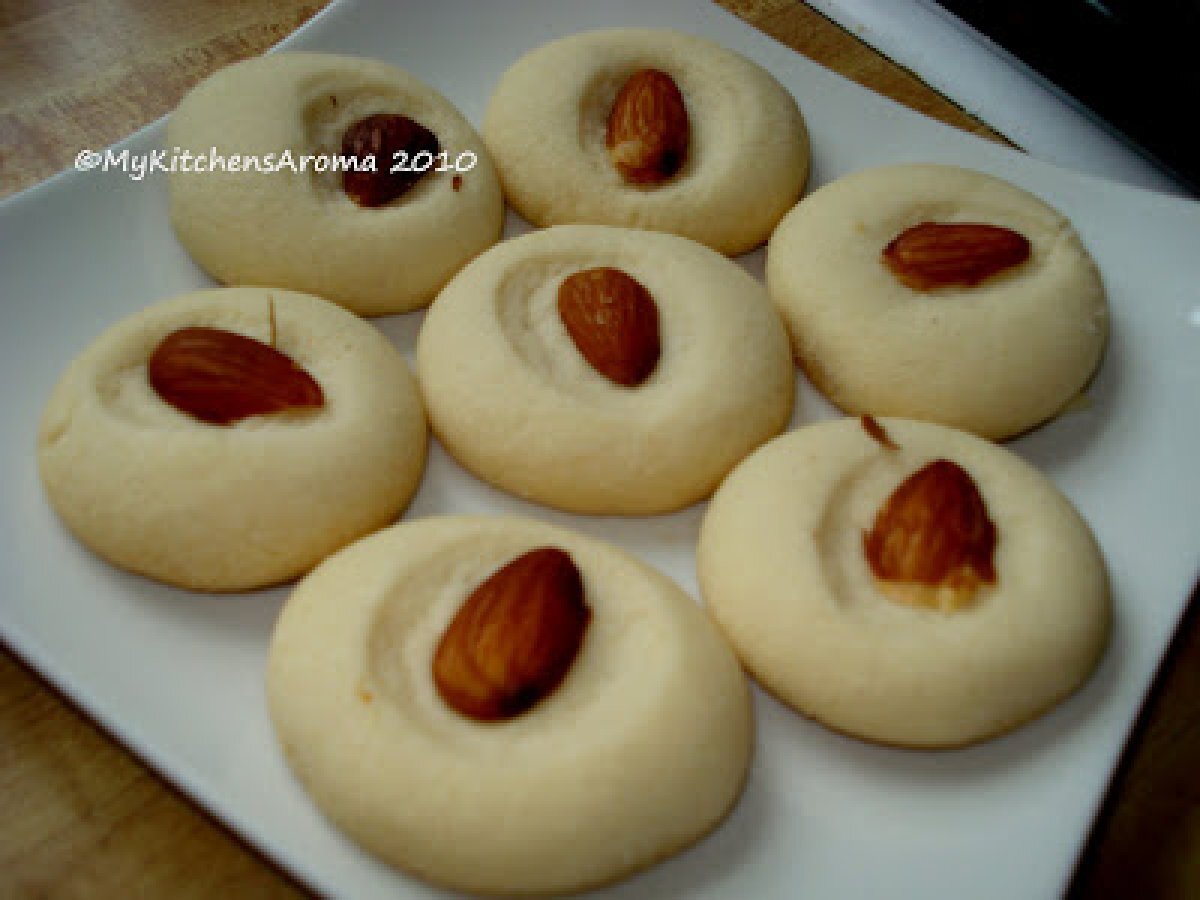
[341,113,441,207]
[860,414,898,450]
[882,221,1031,291]
[557,267,661,387]
[433,547,591,722]
[863,459,997,589]
[606,68,690,185]
[147,326,324,425]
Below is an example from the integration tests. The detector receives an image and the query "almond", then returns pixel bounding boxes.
[341,113,440,207]
[863,459,997,611]
[558,267,661,387]
[433,547,590,722]
[147,326,324,425]
[882,221,1031,291]
[606,68,689,185]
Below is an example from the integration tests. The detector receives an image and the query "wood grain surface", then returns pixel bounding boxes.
[1,1,1196,898]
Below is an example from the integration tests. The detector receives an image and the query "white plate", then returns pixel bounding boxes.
[2,1,1198,898]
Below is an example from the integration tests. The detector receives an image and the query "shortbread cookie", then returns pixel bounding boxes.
[417,224,796,514]
[167,52,503,315]
[766,164,1108,440]
[698,416,1110,749]
[37,287,427,591]
[267,515,752,896]
[484,29,809,255]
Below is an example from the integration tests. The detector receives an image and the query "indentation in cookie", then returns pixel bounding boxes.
[812,455,884,617]
[863,458,997,610]
[579,66,696,188]
[432,547,591,722]
[91,301,329,428]
[364,538,657,749]
[557,267,660,387]
[37,391,75,449]
[495,255,669,396]
[606,69,690,186]
[813,451,998,623]
[366,543,500,740]
[147,326,325,425]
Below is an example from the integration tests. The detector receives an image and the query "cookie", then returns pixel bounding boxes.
[167,52,504,315]
[416,224,796,514]
[766,164,1108,440]
[37,287,427,591]
[484,28,809,255]
[267,514,752,896]
[697,416,1110,749]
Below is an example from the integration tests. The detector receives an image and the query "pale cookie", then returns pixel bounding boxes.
[37,287,427,591]
[417,224,796,514]
[267,514,752,896]
[697,416,1110,749]
[167,52,503,315]
[766,164,1109,440]
[484,28,809,255]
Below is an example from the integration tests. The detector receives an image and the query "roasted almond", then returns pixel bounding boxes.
[863,459,997,611]
[341,113,440,207]
[882,221,1031,291]
[147,326,324,425]
[558,267,661,387]
[606,68,689,185]
[433,547,590,722]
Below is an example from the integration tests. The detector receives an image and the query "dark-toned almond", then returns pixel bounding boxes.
[433,547,590,721]
[341,113,440,207]
[558,267,661,387]
[147,326,324,425]
[882,221,1031,291]
[863,459,997,610]
[606,68,689,185]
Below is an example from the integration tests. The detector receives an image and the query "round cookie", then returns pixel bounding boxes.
[484,28,809,255]
[765,164,1108,440]
[416,224,796,514]
[37,287,427,591]
[697,416,1111,749]
[167,52,504,315]
[266,514,752,896]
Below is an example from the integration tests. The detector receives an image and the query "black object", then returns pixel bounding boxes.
[931,0,1200,194]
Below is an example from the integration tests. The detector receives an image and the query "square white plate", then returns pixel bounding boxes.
[2,1,1198,898]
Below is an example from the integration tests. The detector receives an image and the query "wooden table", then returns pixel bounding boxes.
[1,1,1196,897]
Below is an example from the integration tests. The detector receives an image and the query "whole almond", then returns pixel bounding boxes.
[558,267,661,387]
[147,326,324,425]
[433,547,590,722]
[882,221,1031,291]
[341,113,441,207]
[863,459,997,611]
[606,68,689,185]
